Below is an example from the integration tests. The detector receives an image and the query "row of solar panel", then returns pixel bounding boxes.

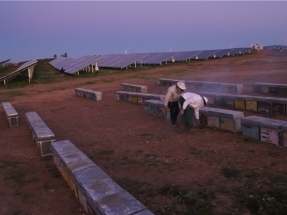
[0,59,38,84]
[48,47,252,74]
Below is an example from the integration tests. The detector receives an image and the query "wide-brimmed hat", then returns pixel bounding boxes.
[177,82,186,91]
[203,96,208,105]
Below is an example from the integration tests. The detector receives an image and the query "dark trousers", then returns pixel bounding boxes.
[179,96,197,127]
[168,101,179,125]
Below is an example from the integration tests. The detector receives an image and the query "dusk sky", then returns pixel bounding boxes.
[1,1,287,63]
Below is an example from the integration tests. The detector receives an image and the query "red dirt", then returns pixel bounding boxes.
[1,50,287,215]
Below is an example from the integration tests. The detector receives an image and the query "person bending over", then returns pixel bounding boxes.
[179,92,208,128]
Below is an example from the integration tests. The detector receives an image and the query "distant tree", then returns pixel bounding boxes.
[61,53,68,57]
[53,54,57,58]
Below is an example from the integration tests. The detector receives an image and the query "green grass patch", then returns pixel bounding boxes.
[221,166,241,178]
[159,185,215,215]
[246,190,287,215]
[0,58,193,89]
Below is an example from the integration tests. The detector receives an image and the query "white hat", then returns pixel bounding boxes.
[177,82,186,91]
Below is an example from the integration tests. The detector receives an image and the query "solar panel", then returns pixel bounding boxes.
[49,57,75,70]
[140,53,162,63]
[196,50,221,59]
[109,53,149,69]
[239,48,252,54]
[173,50,202,61]
[63,57,87,71]
[97,54,123,67]
[0,59,38,84]
[100,54,133,67]
[64,55,104,74]
[214,49,234,58]
[0,59,10,65]
[47,46,262,72]
[228,48,245,56]
[15,59,38,72]
[143,52,180,64]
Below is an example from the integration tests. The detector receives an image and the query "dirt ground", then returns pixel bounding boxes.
[1,50,287,215]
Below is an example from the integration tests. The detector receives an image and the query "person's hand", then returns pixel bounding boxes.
[164,105,168,110]
[180,109,184,115]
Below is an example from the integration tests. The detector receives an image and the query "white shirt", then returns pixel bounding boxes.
[181,92,205,120]
[164,85,182,106]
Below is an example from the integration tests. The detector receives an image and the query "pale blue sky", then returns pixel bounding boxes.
[1,1,286,63]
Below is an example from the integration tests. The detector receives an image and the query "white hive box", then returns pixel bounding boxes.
[199,107,244,132]
[185,81,243,94]
[115,91,165,105]
[75,88,102,101]
[143,99,167,117]
[241,116,287,146]
[253,82,287,96]
[121,83,147,93]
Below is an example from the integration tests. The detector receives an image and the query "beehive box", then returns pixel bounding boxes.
[281,124,287,147]
[269,97,287,115]
[253,83,269,94]
[229,85,243,94]
[200,107,244,132]
[115,91,165,105]
[204,95,214,105]
[186,81,243,94]
[214,97,225,107]
[94,191,148,215]
[199,107,220,129]
[75,88,102,101]
[143,100,186,125]
[77,187,89,213]
[184,81,201,91]
[241,116,287,145]
[201,82,220,92]
[253,82,287,96]
[234,99,245,109]
[121,83,148,93]
[245,99,258,112]
[224,98,235,108]
[261,86,269,94]
[143,99,167,117]
[257,101,271,114]
[157,78,184,86]
[259,117,287,146]
[73,167,149,215]
[207,115,220,128]
[241,116,262,141]
[277,87,287,96]
[253,84,261,93]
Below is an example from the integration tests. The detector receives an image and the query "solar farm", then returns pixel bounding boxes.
[1,47,287,215]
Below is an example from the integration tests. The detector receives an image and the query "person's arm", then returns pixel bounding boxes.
[180,98,193,115]
[194,107,200,124]
[164,87,172,108]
